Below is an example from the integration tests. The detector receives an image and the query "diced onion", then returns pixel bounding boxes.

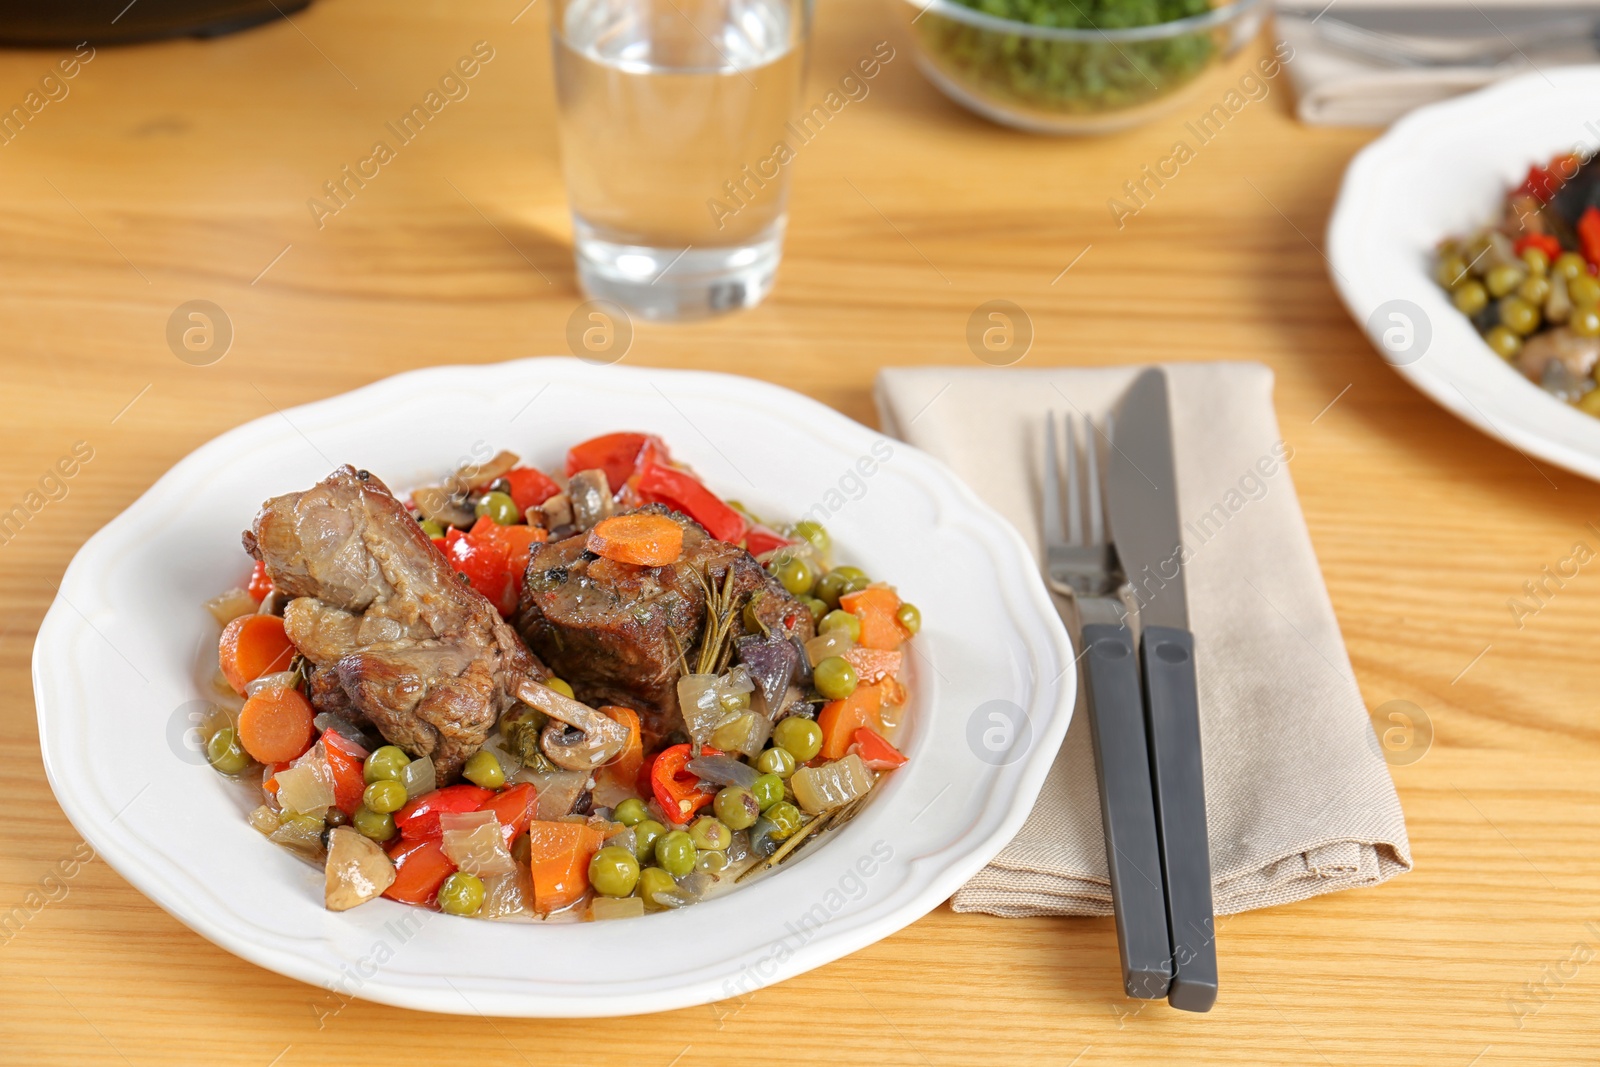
[678,674,723,747]
[206,587,258,626]
[791,754,873,814]
[675,871,714,900]
[526,769,588,819]
[274,761,334,816]
[686,753,761,790]
[400,754,436,798]
[481,869,534,919]
[591,896,645,921]
[805,631,853,667]
[247,805,281,836]
[441,811,515,877]
[245,671,300,697]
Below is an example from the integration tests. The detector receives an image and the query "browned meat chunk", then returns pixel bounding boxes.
[244,465,546,779]
[516,505,814,743]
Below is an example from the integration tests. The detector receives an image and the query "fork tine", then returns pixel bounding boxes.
[1084,417,1102,547]
[1042,412,1065,550]
[1064,413,1083,546]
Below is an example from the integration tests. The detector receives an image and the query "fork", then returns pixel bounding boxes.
[1043,412,1173,1000]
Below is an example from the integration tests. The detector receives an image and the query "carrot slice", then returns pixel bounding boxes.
[599,705,643,787]
[218,614,297,695]
[817,684,885,761]
[586,513,685,567]
[237,687,316,763]
[526,820,607,916]
[840,585,907,651]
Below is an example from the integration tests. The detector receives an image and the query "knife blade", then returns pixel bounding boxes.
[1108,368,1217,1014]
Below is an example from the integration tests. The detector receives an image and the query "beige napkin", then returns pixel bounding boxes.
[875,363,1412,917]
[1275,1,1600,127]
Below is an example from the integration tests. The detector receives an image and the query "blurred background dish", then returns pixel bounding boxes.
[896,0,1264,134]
[0,0,309,46]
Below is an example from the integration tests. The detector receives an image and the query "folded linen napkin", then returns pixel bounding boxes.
[1276,1,1600,126]
[875,363,1411,917]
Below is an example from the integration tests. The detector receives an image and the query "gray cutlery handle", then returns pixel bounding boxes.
[1140,624,1218,1013]
[1082,621,1172,1000]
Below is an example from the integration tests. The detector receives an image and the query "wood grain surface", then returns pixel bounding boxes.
[2,0,1597,1063]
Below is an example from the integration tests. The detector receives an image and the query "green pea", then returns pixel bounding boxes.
[475,490,520,526]
[589,846,641,897]
[462,750,506,789]
[1485,264,1525,298]
[1485,326,1522,359]
[814,571,850,609]
[831,566,868,584]
[756,746,797,779]
[751,773,784,811]
[364,745,411,784]
[363,779,408,815]
[353,806,396,842]
[1499,296,1540,336]
[639,867,681,910]
[713,786,760,830]
[206,726,252,776]
[769,554,816,597]
[655,830,696,877]
[819,610,861,643]
[1573,307,1600,338]
[1434,255,1470,288]
[545,677,575,699]
[1452,280,1489,316]
[711,713,756,753]
[1519,275,1552,307]
[791,520,830,556]
[419,518,445,539]
[695,849,728,874]
[814,656,858,701]
[1522,246,1550,277]
[437,872,485,916]
[633,819,666,863]
[772,716,823,762]
[764,801,803,840]
[614,798,649,827]
[1556,252,1588,280]
[688,816,732,851]
[895,602,922,636]
[718,689,751,714]
[1570,273,1600,306]
[799,596,827,623]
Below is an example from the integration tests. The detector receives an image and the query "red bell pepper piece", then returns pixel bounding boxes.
[1515,154,1579,204]
[851,727,908,771]
[394,783,494,841]
[504,467,561,512]
[565,432,667,495]
[635,463,748,543]
[320,730,370,815]
[477,782,537,849]
[744,525,793,556]
[651,742,717,823]
[383,838,456,905]
[1579,207,1600,269]
[246,559,273,603]
[1514,233,1563,262]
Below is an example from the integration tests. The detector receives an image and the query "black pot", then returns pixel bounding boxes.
[0,0,312,47]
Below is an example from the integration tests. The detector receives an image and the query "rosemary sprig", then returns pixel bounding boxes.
[693,565,743,675]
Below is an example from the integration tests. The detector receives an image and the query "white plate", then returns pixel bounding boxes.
[32,357,1074,1017]
[1328,67,1600,482]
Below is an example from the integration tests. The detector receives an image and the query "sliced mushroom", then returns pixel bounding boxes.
[539,491,574,531]
[1518,327,1600,386]
[324,827,396,911]
[514,677,628,771]
[412,484,477,528]
[568,469,614,531]
[451,449,520,493]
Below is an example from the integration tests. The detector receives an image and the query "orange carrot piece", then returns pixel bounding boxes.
[586,513,685,567]
[842,647,902,684]
[817,683,885,761]
[840,585,907,651]
[218,614,297,695]
[237,687,316,763]
[525,820,607,916]
[599,705,643,787]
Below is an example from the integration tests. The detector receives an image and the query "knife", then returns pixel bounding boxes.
[1107,368,1217,1013]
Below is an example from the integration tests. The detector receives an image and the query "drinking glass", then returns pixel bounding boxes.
[551,0,810,320]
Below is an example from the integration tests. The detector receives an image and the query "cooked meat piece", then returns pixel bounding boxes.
[244,464,546,779]
[516,504,814,744]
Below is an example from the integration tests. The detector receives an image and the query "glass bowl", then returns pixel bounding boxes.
[897,0,1266,134]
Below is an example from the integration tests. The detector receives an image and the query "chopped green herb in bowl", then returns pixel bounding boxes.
[899,0,1265,133]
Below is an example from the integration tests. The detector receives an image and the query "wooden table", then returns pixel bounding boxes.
[2,1,1596,1063]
